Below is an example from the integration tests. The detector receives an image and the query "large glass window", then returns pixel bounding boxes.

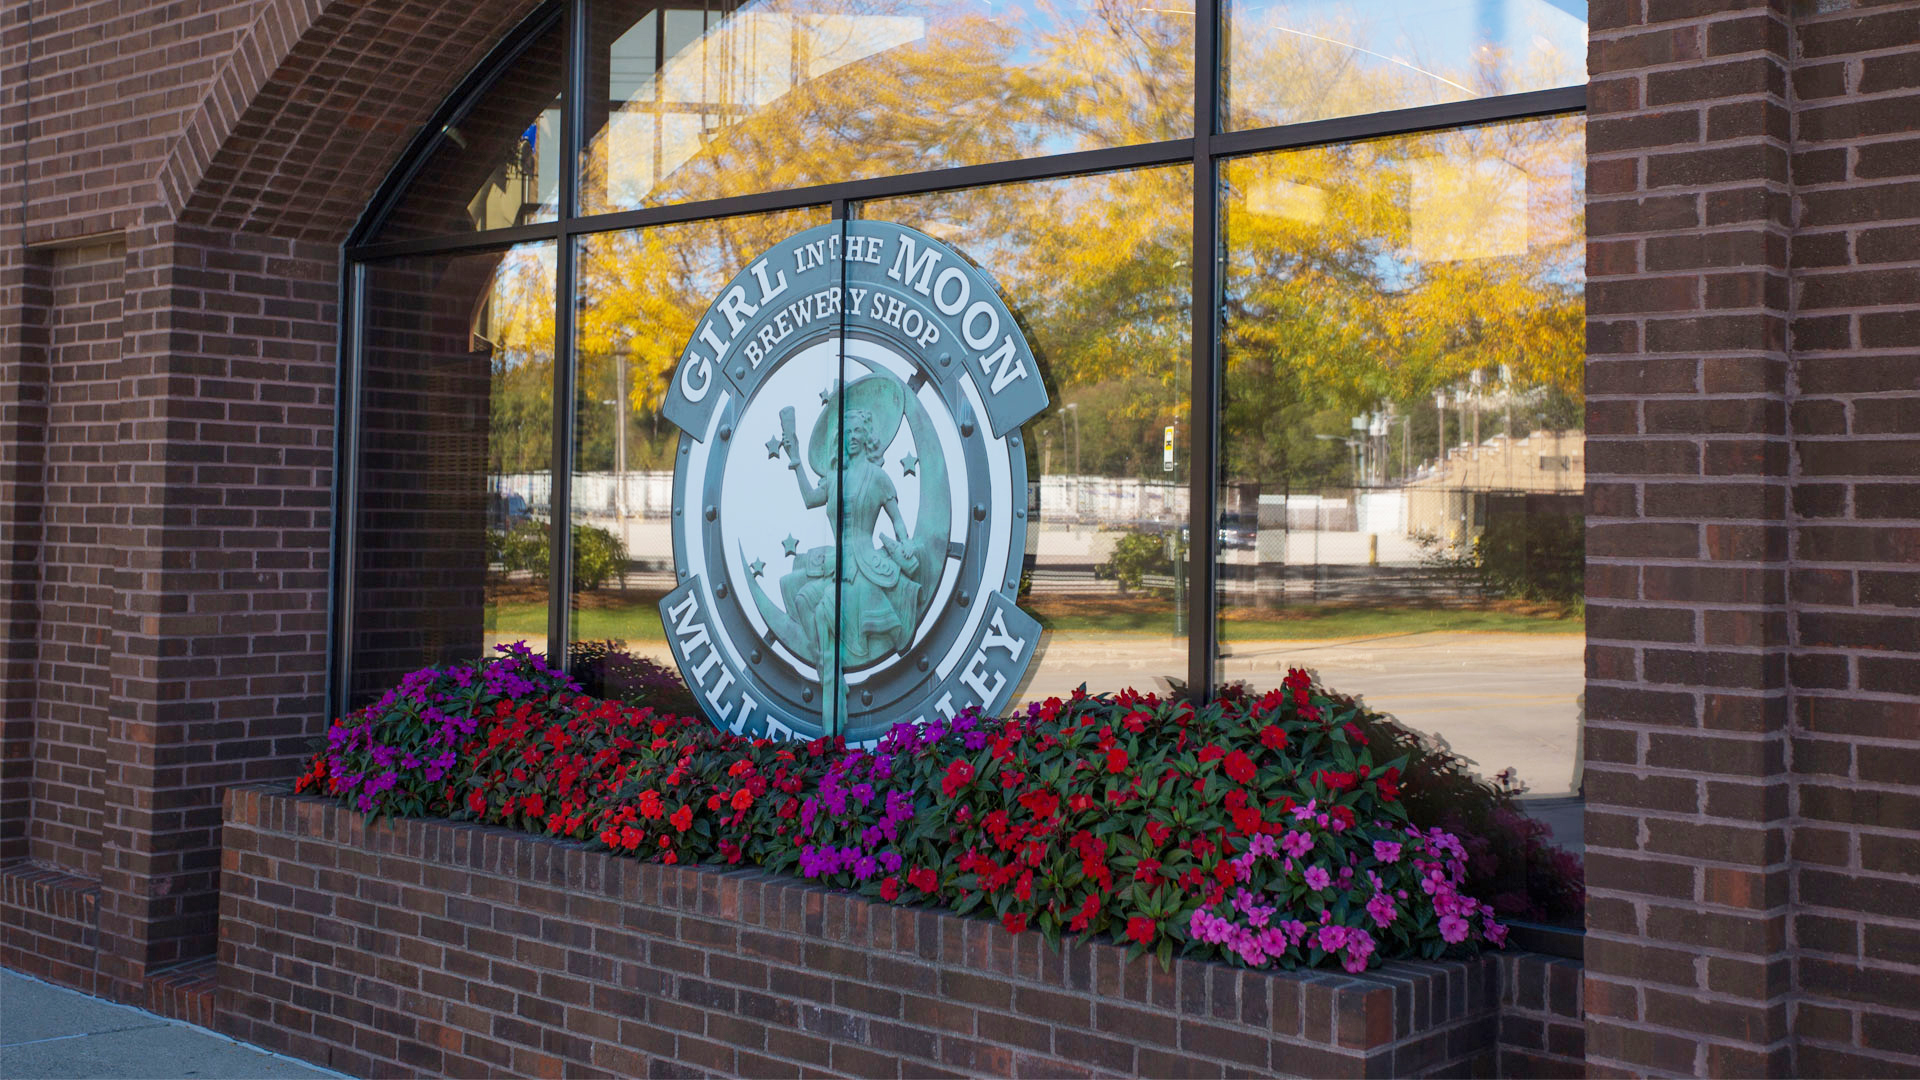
[342,0,1589,920]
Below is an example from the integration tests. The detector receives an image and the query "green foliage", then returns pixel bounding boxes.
[572,523,630,591]
[1413,504,1585,609]
[1477,505,1584,605]
[486,519,629,590]
[1098,529,1179,594]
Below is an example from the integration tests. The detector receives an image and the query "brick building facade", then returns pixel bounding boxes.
[2,0,1916,1076]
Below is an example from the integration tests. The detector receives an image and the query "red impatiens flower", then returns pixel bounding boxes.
[1373,765,1402,803]
[1067,892,1101,932]
[908,866,938,893]
[1259,725,1288,751]
[1126,916,1156,946]
[730,788,754,811]
[669,805,693,832]
[1313,769,1359,792]
[880,876,900,902]
[1230,806,1262,834]
[1224,749,1256,784]
[941,758,975,797]
[1104,745,1129,774]
[1018,789,1059,821]
[1002,911,1029,935]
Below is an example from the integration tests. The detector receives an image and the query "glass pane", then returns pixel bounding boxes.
[1223,0,1587,132]
[862,165,1194,708]
[377,19,565,240]
[351,242,557,704]
[579,0,1194,214]
[1216,116,1585,922]
[569,208,831,700]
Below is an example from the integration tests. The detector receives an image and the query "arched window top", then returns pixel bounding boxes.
[358,0,1587,246]
[369,9,566,243]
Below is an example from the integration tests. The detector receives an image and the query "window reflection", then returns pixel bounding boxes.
[861,165,1193,705]
[352,244,556,703]
[1217,117,1585,804]
[378,19,564,240]
[567,208,832,693]
[579,0,1194,213]
[1224,0,1586,131]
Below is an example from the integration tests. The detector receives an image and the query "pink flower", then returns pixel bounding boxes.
[1439,914,1470,943]
[1303,865,1331,891]
[1365,892,1397,928]
[1485,921,1509,948]
[1372,840,1402,863]
[1280,830,1314,858]
[1342,929,1376,973]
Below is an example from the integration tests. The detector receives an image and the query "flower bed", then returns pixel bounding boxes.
[299,644,1517,975]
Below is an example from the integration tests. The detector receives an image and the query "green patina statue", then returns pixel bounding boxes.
[743,370,951,732]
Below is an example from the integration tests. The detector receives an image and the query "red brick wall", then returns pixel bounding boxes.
[28,238,123,880]
[223,788,1563,1079]
[1585,0,1920,1075]
[1496,953,1584,1078]
[1783,3,1920,1075]
[0,0,544,997]
[0,0,1914,1072]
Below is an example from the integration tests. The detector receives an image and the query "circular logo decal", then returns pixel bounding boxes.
[658,221,1049,745]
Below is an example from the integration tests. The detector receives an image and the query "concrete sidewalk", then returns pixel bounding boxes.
[1,968,347,1080]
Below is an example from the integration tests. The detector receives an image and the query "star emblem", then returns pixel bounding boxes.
[765,434,782,459]
[781,535,800,556]
[749,558,766,578]
[899,453,919,476]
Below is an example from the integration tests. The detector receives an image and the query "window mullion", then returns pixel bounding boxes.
[547,0,587,668]
[1188,0,1221,703]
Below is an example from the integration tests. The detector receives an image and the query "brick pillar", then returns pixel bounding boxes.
[1584,1,1796,1075]
[91,222,336,993]
[1784,3,1920,1075]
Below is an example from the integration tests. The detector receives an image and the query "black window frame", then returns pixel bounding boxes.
[329,0,1586,717]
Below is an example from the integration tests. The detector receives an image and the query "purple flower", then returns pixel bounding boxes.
[1372,840,1402,864]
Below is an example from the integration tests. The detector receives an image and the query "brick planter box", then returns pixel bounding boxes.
[219,788,1581,1078]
